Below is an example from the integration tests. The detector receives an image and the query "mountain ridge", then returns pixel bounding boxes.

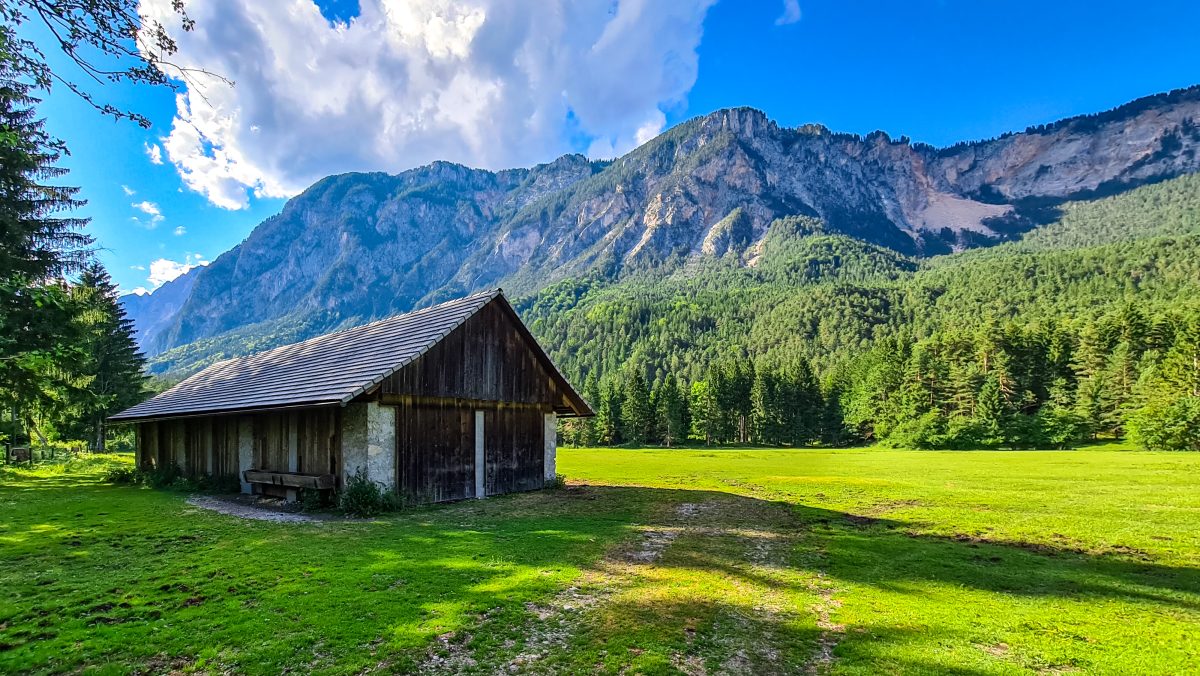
[124,85,1200,366]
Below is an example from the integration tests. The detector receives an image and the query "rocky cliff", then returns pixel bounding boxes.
[127,86,1200,359]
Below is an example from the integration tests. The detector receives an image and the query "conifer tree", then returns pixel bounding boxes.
[657,374,688,447]
[599,380,624,445]
[68,263,146,451]
[791,359,823,444]
[975,375,1009,446]
[0,39,92,445]
[750,368,779,444]
[621,369,653,444]
[690,380,719,446]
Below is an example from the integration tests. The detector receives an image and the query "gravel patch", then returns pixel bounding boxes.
[186,495,324,523]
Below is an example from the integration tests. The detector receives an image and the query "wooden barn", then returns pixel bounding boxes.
[110,290,592,503]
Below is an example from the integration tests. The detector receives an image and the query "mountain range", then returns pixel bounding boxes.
[124,86,1200,376]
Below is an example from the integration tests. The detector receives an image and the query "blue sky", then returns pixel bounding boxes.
[27,0,1200,295]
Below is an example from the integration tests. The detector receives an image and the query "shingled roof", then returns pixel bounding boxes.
[111,289,591,422]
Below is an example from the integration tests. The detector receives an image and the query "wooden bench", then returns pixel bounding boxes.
[242,469,336,491]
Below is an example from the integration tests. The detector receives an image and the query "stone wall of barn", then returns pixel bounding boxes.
[339,402,396,491]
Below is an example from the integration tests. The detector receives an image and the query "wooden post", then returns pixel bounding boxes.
[237,416,254,494]
[474,410,485,499]
[543,412,557,482]
[286,414,299,502]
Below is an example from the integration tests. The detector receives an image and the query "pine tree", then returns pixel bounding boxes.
[749,368,779,444]
[785,360,822,445]
[975,375,1009,446]
[690,380,719,446]
[0,43,92,448]
[0,45,91,284]
[1036,377,1084,449]
[819,381,847,446]
[581,374,602,445]
[597,380,624,445]
[68,263,146,451]
[621,369,653,444]
[657,374,687,447]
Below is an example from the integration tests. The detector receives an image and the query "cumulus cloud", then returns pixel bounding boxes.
[145,254,209,289]
[144,141,164,164]
[122,184,136,196]
[173,225,187,236]
[138,0,718,209]
[775,0,801,25]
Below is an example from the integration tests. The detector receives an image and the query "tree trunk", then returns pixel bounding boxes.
[94,419,106,453]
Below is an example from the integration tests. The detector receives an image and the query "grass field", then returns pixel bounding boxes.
[1,446,1197,674]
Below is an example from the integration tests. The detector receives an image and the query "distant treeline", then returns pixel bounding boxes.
[561,303,1200,451]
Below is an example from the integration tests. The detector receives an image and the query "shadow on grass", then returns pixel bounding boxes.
[548,486,1200,611]
[1,473,1197,673]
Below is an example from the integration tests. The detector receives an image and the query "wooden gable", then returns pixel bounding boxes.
[378,298,584,415]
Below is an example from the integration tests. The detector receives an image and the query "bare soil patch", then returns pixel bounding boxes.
[185,495,331,523]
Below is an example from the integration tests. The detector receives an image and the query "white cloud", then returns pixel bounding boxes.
[144,254,209,289]
[122,184,136,196]
[775,0,801,25]
[144,141,164,165]
[129,264,146,271]
[131,200,165,228]
[138,0,719,209]
[173,225,187,236]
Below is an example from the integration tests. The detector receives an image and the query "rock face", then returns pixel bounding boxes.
[120,269,199,353]
[128,86,1200,357]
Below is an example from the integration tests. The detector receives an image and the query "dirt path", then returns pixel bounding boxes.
[805,571,844,675]
[414,493,829,675]
[417,500,718,675]
[185,495,323,523]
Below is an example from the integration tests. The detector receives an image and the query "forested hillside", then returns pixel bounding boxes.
[518,174,1200,451]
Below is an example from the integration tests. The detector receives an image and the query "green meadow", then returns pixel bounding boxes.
[1,446,1197,674]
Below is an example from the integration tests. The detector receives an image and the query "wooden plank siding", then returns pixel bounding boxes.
[380,301,559,503]
[133,408,338,481]
[381,301,567,408]
[394,399,475,503]
[212,417,238,477]
[185,419,207,475]
[251,409,341,475]
[485,406,545,496]
[297,408,341,477]
[391,398,547,503]
[253,412,289,471]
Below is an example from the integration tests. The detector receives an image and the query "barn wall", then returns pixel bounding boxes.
[484,406,546,496]
[394,399,475,503]
[134,417,238,479]
[340,402,395,490]
[132,407,340,489]
[381,302,567,407]
[390,398,549,504]
[250,408,342,478]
